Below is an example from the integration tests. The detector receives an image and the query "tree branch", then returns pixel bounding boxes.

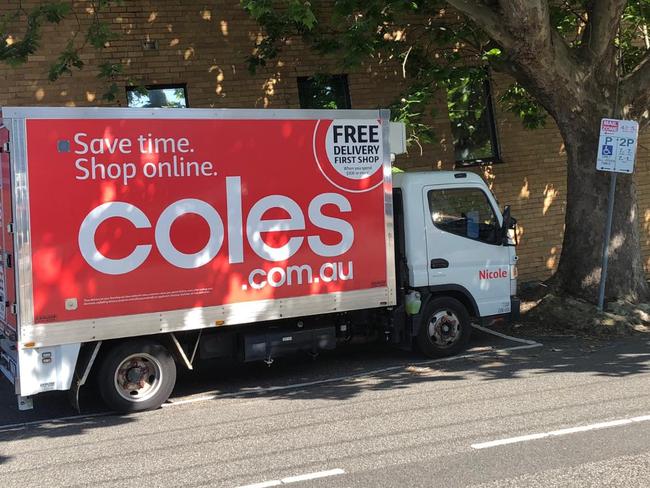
[445,0,516,49]
[621,50,650,127]
[499,0,577,76]
[579,0,627,63]
[447,0,579,116]
[622,50,650,99]
[497,0,552,49]
[448,1,574,71]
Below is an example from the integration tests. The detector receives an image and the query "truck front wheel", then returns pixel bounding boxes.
[416,297,471,358]
[97,340,177,413]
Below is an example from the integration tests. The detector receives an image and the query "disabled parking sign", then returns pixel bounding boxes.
[596,118,638,173]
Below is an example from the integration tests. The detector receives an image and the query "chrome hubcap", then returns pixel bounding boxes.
[427,310,461,348]
[114,353,163,402]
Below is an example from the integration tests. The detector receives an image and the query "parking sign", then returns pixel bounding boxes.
[596,118,638,173]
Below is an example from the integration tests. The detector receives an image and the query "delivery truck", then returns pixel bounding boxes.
[0,107,519,413]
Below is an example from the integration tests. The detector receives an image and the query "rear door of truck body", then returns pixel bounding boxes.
[0,124,16,330]
[0,119,19,386]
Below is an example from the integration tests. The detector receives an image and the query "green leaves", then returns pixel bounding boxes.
[40,2,72,24]
[87,19,117,49]
[618,0,650,74]
[98,62,123,79]
[242,1,320,73]
[499,83,547,130]
[242,1,318,33]
[241,0,274,20]
[481,48,502,62]
[1,8,46,66]
[287,1,317,29]
[444,68,499,162]
[1,1,119,82]
[390,84,436,151]
[241,0,650,144]
[48,41,84,81]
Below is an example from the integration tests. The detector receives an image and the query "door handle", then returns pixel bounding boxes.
[430,258,449,269]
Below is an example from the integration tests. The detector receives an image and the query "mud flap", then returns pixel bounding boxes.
[67,341,102,413]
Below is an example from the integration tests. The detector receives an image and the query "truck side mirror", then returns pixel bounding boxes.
[501,205,517,246]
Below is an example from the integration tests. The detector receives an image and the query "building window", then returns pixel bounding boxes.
[446,69,500,165]
[126,84,189,108]
[428,188,500,244]
[298,74,351,109]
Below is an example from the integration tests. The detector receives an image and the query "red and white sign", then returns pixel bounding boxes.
[596,118,638,174]
[600,119,619,133]
[26,118,389,324]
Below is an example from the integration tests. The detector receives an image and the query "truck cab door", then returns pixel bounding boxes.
[423,183,512,317]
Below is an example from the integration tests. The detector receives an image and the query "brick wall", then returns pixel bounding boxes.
[1,0,648,282]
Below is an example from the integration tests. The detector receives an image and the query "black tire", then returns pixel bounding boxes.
[97,339,177,413]
[416,297,471,358]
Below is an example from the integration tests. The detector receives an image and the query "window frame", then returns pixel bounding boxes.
[297,74,352,110]
[427,186,502,246]
[125,83,190,108]
[447,73,502,168]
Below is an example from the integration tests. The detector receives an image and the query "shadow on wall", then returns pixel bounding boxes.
[5,4,284,108]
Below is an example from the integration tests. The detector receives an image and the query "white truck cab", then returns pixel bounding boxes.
[391,170,519,357]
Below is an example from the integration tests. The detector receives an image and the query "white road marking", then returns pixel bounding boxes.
[237,469,345,488]
[282,468,346,483]
[471,414,650,449]
[237,481,281,488]
[471,323,541,346]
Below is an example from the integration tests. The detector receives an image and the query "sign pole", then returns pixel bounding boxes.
[597,172,617,311]
[595,117,638,311]
[596,35,623,312]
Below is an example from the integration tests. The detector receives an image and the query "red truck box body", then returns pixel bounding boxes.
[0,108,396,349]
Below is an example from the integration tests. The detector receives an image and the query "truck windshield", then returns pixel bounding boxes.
[427,188,499,244]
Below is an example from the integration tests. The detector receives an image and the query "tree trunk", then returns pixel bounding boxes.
[555,115,649,303]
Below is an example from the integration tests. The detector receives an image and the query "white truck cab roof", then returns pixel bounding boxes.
[392,171,486,190]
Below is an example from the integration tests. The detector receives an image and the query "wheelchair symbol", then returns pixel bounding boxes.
[601,145,613,156]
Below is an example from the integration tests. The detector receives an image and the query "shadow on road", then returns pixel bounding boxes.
[457,334,650,381]
[0,414,136,444]
[170,331,650,406]
[1,330,648,445]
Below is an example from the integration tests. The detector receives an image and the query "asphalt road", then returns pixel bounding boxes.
[0,327,649,488]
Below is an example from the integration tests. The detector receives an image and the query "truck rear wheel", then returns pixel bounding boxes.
[416,297,471,358]
[97,340,176,413]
